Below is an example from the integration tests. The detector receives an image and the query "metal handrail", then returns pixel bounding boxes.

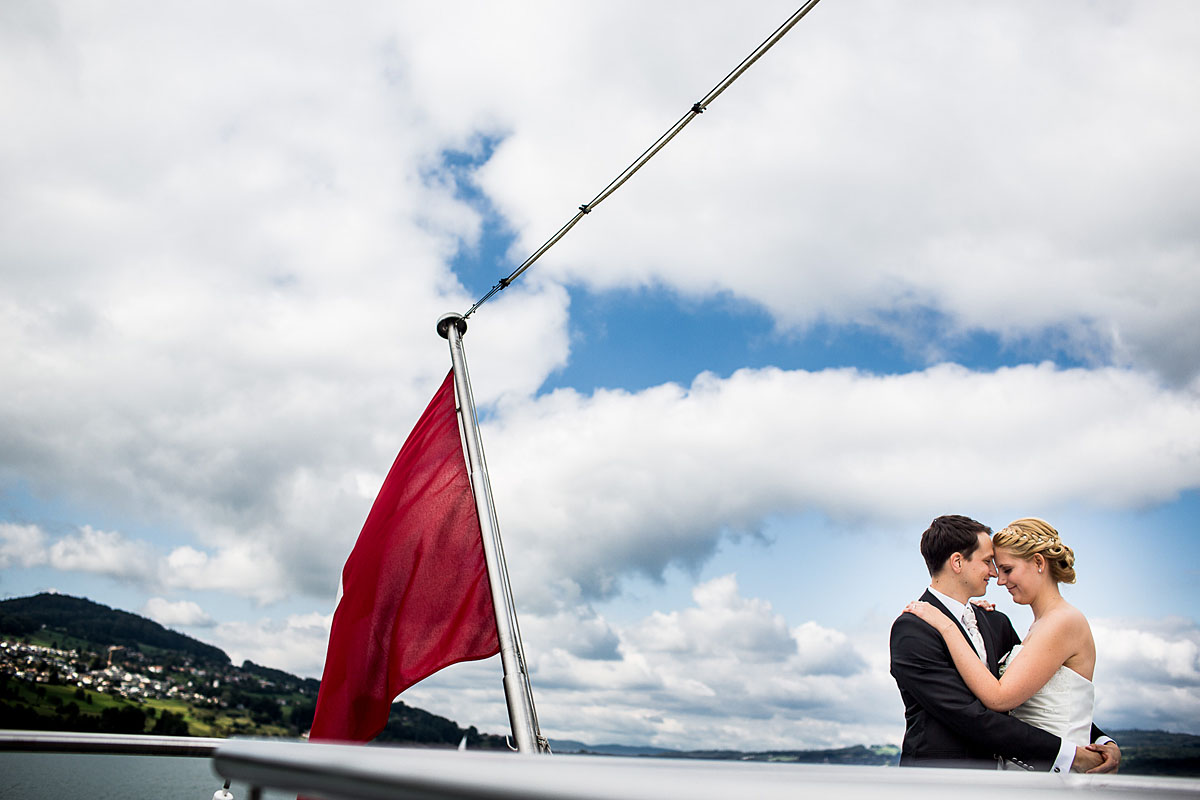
[5,731,1199,799]
[0,728,223,757]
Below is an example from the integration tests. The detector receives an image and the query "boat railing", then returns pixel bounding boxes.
[4,729,1200,800]
[0,728,222,757]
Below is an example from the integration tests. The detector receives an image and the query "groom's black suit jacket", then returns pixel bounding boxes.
[889,590,1103,770]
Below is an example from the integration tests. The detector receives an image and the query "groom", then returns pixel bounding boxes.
[889,515,1120,771]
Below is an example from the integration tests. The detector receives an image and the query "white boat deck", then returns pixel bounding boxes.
[214,738,1199,800]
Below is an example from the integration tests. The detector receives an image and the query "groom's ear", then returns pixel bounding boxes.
[949,553,965,574]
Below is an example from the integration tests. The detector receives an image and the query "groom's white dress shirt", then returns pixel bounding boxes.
[926,587,1076,773]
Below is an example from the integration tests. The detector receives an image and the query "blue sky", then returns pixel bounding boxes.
[2,1,1199,750]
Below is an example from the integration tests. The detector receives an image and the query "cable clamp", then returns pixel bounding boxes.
[691,102,705,114]
[578,204,591,214]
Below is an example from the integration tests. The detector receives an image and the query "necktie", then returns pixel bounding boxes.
[961,604,986,660]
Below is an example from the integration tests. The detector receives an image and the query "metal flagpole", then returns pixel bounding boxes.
[436,312,546,754]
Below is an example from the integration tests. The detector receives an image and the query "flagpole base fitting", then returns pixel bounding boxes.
[437,313,467,340]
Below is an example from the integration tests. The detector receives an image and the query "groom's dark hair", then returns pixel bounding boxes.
[921,515,993,576]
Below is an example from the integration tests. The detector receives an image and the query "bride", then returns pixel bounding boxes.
[904,518,1097,751]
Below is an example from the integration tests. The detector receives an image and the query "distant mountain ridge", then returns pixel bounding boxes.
[0,592,229,665]
[552,740,900,765]
[554,735,1200,775]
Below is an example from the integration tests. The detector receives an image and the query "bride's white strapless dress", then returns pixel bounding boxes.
[1000,644,1095,746]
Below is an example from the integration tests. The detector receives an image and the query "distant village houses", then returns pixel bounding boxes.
[2,638,227,706]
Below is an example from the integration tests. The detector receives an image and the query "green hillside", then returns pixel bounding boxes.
[0,591,505,748]
[0,593,229,665]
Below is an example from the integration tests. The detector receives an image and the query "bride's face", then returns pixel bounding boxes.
[994,547,1042,604]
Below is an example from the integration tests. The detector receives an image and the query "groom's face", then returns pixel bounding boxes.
[964,532,998,598]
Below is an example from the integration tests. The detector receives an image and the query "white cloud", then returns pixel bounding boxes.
[1093,617,1200,732]
[792,622,867,678]
[466,1,1200,382]
[0,0,570,606]
[2,522,291,604]
[9,361,1196,619]
[162,542,289,605]
[627,575,799,664]
[0,523,48,569]
[209,612,333,675]
[47,525,158,584]
[486,363,1200,604]
[1,2,1197,613]
[402,574,895,751]
[521,605,621,662]
[141,597,216,628]
[1098,619,1200,686]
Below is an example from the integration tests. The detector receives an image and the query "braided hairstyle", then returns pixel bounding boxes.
[993,518,1076,584]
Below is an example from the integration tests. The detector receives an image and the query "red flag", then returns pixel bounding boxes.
[309,370,499,742]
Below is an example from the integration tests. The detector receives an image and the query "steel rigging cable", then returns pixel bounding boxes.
[462,0,824,319]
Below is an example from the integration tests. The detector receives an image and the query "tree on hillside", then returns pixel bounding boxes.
[100,705,146,734]
[151,710,190,736]
[291,702,316,734]
[0,612,38,636]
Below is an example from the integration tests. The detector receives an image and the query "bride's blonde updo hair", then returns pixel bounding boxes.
[993,518,1077,584]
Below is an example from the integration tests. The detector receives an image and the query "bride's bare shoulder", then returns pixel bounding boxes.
[1029,602,1090,641]
[1056,601,1090,626]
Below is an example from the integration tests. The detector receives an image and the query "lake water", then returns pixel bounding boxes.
[0,752,293,800]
